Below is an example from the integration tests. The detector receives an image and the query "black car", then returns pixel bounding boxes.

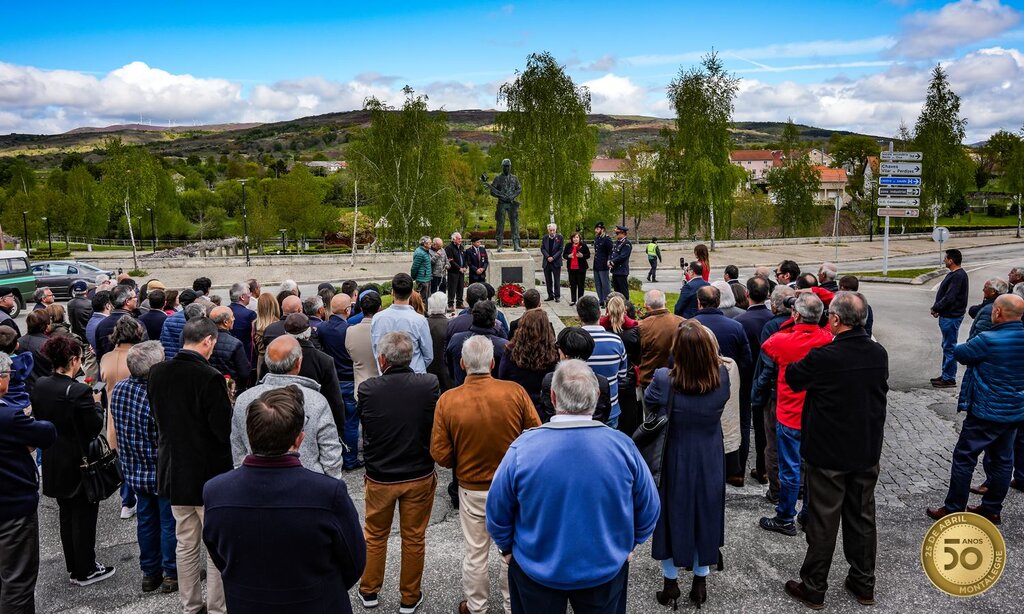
[31,261,115,299]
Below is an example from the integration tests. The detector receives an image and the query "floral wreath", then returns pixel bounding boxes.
[497,283,525,307]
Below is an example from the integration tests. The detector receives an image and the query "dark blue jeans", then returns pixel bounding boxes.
[339,381,360,468]
[776,424,802,522]
[508,557,628,614]
[135,493,176,578]
[982,426,1024,485]
[121,482,136,509]
[944,414,1021,515]
[938,316,963,381]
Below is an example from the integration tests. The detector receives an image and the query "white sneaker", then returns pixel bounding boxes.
[72,563,116,586]
[120,505,137,519]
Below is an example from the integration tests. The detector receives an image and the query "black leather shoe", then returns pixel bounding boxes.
[142,575,162,593]
[844,578,875,606]
[784,580,824,610]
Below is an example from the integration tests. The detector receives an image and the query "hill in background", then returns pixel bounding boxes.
[0,110,888,168]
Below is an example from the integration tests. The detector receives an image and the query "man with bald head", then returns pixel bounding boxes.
[260,294,303,354]
[317,293,362,469]
[928,294,1024,526]
[207,306,251,390]
[230,336,344,476]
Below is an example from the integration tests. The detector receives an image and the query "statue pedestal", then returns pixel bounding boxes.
[487,251,536,289]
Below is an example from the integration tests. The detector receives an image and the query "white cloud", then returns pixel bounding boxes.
[582,74,647,115]
[625,36,897,67]
[733,47,1024,140]
[893,0,1022,59]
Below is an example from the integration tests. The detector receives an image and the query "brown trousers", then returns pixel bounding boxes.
[361,473,437,604]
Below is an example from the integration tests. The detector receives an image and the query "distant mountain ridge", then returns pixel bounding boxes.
[1,110,891,166]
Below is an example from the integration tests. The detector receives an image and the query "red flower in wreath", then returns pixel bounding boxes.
[497,283,525,307]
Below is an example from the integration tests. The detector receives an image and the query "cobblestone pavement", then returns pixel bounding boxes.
[35,384,1022,613]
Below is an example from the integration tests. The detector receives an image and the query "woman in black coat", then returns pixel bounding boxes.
[32,336,116,586]
[425,292,453,393]
[643,321,729,609]
[562,232,591,306]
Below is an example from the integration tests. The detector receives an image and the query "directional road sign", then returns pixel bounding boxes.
[880,151,923,162]
[879,176,922,186]
[878,197,921,207]
[880,162,922,175]
[878,207,920,218]
[879,187,921,197]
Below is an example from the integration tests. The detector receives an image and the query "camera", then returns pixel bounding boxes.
[679,258,688,269]
[783,296,798,309]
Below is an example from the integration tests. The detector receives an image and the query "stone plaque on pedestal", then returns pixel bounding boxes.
[487,251,536,289]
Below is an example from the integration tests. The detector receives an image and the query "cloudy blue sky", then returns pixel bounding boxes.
[1,0,1022,140]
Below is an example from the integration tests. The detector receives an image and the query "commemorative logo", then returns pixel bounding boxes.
[922,512,1006,597]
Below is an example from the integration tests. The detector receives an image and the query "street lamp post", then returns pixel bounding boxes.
[43,217,52,257]
[21,211,29,252]
[239,179,250,266]
[147,208,156,252]
[279,229,287,253]
[620,180,627,227]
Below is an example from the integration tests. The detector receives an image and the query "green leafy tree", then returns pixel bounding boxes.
[348,87,452,248]
[1005,133,1024,237]
[65,165,103,237]
[913,65,974,225]
[767,119,822,237]
[496,52,597,231]
[663,52,744,246]
[266,165,335,242]
[99,138,160,271]
[617,144,659,237]
[732,190,774,239]
[976,130,1021,188]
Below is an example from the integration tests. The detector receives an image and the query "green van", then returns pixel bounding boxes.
[0,250,34,318]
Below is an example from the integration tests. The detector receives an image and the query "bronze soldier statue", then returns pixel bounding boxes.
[482,158,522,252]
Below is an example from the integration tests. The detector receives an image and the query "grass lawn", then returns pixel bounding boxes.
[936,214,1019,227]
[847,267,939,279]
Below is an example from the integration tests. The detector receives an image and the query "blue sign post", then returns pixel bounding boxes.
[879,177,922,186]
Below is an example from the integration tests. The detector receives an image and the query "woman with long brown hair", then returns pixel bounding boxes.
[694,243,711,281]
[497,309,559,413]
[253,293,281,376]
[644,321,730,609]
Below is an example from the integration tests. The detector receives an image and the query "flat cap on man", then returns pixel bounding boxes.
[284,313,311,335]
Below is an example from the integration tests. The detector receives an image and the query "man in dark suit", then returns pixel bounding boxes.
[96,285,147,362]
[284,313,346,437]
[608,225,632,296]
[674,261,710,319]
[446,233,469,309]
[592,222,614,307]
[541,224,564,302]
[466,237,489,284]
[227,282,256,368]
[138,289,168,341]
[781,292,888,610]
[149,317,233,614]
[735,277,776,485]
[203,385,365,614]
[67,280,94,338]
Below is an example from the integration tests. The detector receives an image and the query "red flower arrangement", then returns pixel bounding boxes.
[497,283,525,307]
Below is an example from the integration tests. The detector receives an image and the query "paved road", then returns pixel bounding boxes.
[24,242,1024,612]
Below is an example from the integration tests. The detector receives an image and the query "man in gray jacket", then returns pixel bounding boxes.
[231,335,344,477]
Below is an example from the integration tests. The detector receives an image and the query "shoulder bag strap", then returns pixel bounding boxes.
[63,383,90,465]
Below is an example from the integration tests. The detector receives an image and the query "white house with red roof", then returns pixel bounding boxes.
[590,158,627,182]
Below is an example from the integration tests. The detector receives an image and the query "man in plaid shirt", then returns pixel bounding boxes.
[110,340,178,594]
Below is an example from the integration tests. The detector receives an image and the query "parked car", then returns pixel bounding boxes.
[0,250,36,318]
[31,260,115,300]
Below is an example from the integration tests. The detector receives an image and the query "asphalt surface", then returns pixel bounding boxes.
[24,241,1024,613]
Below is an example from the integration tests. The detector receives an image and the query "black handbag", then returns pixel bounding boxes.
[632,372,673,487]
[67,384,124,503]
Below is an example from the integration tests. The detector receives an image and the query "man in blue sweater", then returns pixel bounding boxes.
[0,351,57,613]
[930,248,969,388]
[486,360,660,614]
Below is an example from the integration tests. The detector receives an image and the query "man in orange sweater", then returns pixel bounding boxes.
[431,335,540,614]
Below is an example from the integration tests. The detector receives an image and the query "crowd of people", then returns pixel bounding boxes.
[0,236,1021,614]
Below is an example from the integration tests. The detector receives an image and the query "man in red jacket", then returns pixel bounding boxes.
[758,293,832,537]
